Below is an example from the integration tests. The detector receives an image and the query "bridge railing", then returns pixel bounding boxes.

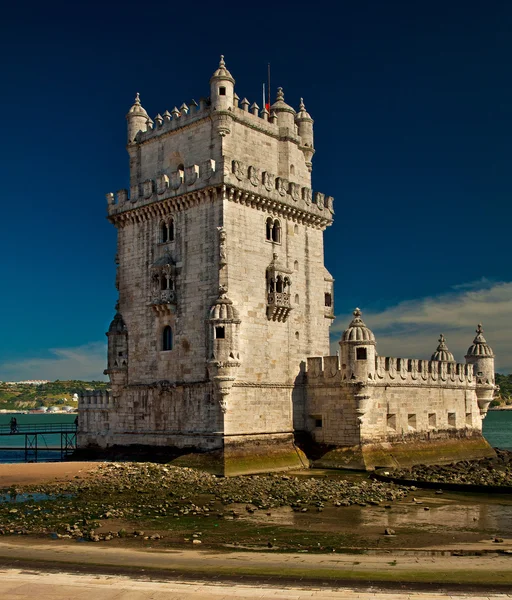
[0,422,77,435]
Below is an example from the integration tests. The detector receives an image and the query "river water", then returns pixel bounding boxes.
[0,411,510,464]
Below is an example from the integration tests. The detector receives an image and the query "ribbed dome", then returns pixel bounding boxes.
[342,308,376,344]
[466,324,494,357]
[210,55,235,84]
[108,311,127,334]
[295,98,312,121]
[209,293,240,322]
[127,93,148,117]
[271,87,296,115]
[431,334,455,362]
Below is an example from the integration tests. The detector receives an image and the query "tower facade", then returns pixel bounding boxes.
[78,57,335,474]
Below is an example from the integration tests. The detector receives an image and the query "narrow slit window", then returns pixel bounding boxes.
[324,292,332,307]
[168,218,175,241]
[162,326,173,351]
[160,222,168,243]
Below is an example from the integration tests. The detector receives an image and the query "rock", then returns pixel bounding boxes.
[192,539,202,544]
[384,528,395,536]
[494,537,504,543]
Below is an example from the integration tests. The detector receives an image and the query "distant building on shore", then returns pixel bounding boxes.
[79,57,498,474]
[2,380,50,386]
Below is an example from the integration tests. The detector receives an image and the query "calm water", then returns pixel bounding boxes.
[0,411,510,464]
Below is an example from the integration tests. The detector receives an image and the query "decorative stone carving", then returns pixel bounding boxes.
[218,226,227,267]
[314,191,324,209]
[143,179,154,199]
[117,189,128,203]
[232,160,244,181]
[248,165,260,186]
[266,253,293,322]
[289,182,300,202]
[202,159,216,181]
[262,171,275,192]
[302,187,312,204]
[276,177,288,196]
[186,165,199,186]
[156,175,169,195]
[170,170,183,190]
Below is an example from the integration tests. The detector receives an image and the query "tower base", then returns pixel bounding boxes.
[312,436,496,471]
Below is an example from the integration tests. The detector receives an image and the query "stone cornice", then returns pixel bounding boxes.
[108,185,333,230]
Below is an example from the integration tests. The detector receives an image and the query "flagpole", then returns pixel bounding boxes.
[263,83,265,111]
[267,63,271,109]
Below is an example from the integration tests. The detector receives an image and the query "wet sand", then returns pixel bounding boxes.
[0,462,100,487]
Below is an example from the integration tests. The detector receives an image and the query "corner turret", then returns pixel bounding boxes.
[271,87,296,131]
[339,308,376,382]
[210,55,235,112]
[295,98,315,171]
[431,334,455,362]
[465,324,496,416]
[207,288,241,413]
[104,305,128,394]
[126,93,148,144]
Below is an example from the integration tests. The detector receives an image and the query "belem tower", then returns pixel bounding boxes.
[78,57,497,474]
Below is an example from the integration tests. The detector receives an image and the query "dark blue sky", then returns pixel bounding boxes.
[0,0,510,378]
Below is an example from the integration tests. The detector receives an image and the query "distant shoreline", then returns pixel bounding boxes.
[488,406,512,411]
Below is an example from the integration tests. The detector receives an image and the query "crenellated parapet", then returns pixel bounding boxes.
[78,390,113,409]
[306,355,475,387]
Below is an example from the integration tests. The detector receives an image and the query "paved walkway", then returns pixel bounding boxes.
[1,568,512,600]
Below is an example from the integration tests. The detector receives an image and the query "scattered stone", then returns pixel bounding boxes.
[384,528,395,536]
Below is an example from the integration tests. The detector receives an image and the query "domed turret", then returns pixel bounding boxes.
[339,309,376,381]
[431,334,455,362]
[105,306,128,392]
[207,288,242,413]
[126,93,148,144]
[295,98,315,170]
[271,87,296,130]
[210,55,235,112]
[465,324,496,416]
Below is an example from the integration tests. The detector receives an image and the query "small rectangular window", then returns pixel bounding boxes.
[466,413,473,426]
[387,414,396,431]
[219,87,226,96]
[215,326,225,339]
[356,347,367,360]
[408,414,416,430]
[428,413,436,428]
[315,418,322,428]
[324,292,332,307]
[448,412,456,427]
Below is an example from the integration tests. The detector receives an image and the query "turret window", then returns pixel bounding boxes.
[162,326,173,351]
[215,326,225,339]
[324,292,332,307]
[356,347,367,360]
[219,87,226,96]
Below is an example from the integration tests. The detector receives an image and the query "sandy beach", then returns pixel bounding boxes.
[0,461,100,487]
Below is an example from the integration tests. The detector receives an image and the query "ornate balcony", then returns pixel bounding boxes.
[150,289,177,314]
[267,292,291,322]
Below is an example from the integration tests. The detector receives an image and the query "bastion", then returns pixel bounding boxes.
[78,57,496,474]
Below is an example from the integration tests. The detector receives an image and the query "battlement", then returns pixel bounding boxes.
[135,93,304,145]
[78,390,113,408]
[306,355,475,386]
[105,159,333,226]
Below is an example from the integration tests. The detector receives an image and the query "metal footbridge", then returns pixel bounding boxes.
[0,422,77,462]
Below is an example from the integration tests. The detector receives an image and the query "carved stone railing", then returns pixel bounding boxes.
[150,289,177,314]
[267,292,291,322]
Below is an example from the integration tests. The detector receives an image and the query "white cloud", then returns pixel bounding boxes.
[0,342,108,382]
[330,281,512,373]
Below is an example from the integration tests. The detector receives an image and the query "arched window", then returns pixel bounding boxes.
[160,221,168,243]
[294,260,299,271]
[160,274,168,290]
[272,219,281,243]
[276,276,283,293]
[265,217,273,241]
[177,163,184,172]
[162,326,173,351]
[168,218,175,242]
[294,294,299,304]
[290,164,295,176]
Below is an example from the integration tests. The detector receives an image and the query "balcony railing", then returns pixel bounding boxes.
[267,292,290,308]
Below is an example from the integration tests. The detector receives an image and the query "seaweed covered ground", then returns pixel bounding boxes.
[391,449,512,486]
[1,461,512,552]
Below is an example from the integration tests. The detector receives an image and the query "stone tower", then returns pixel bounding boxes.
[79,57,335,474]
[465,324,496,417]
